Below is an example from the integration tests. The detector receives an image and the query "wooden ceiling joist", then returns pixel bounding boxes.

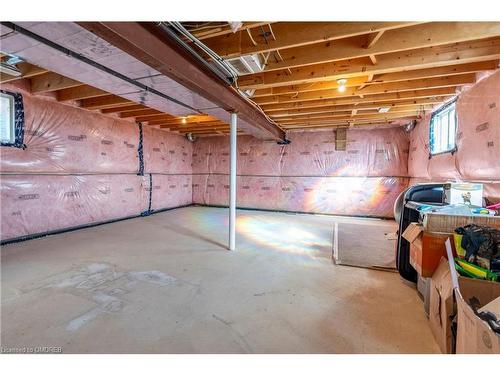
[202,22,422,58]
[250,60,495,98]
[355,73,476,95]
[119,109,163,118]
[260,22,500,72]
[259,87,458,112]
[280,114,419,126]
[273,105,432,122]
[57,85,108,101]
[156,120,224,128]
[161,122,229,131]
[365,30,385,49]
[5,22,499,135]
[251,76,369,97]
[147,116,219,126]
[30,72,83,94]
[80,95,134,109]
[275,110,423,125]
[79,21,285,141]
[100,104,147,114]
[370,60,498,83]
[134,114,177,122]
[1,60,227,136]
[268,98,447,118]
[280,118,419,130]
[0,62,47,83]
[253,73,475,105]
[238,37,500,89]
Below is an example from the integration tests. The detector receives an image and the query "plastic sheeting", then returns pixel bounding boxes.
[0,93,140,174]
[150,174,192,211]
[192,128,410,218]
[1,85,193,242]
[192,174,408,218]
[193,128,409,177]
[1,174,148,240]
[408,70,500,202]
[143,125,192,175]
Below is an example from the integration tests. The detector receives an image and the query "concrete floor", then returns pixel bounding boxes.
[1,206,439,353]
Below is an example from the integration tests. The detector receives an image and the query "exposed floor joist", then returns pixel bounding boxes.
[3,22,500,134]
[256,23,500,72]
[237,38,500,90]
[201,22,422,58]
[78,22,286,141]
[0,61,232,136]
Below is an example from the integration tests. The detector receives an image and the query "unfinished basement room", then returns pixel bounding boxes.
[1,3,500,366]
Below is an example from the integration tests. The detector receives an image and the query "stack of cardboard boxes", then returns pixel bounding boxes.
[402,210,500,354]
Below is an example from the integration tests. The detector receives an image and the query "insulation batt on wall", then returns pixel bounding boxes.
[408,70,500,202]
[192,128,410,218]
[3,69,499,242]
[0,83,193,242]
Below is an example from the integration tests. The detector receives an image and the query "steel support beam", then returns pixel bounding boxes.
[78,22,285,142]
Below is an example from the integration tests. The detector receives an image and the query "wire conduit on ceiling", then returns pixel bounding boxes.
[0,22,201,114]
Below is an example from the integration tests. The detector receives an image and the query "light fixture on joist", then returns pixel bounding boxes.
[337,79,347,93]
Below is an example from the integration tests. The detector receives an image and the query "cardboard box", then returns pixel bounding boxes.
[479,297,500,315]
[417,275,431,317]
[454,275,500,353]
[443,183,483,206]
[423,211,500,233]
[402,223,451,277]
[429,258,455,353]
[445,239,500,354]
[455,280,500,353]
[403,223,423,274]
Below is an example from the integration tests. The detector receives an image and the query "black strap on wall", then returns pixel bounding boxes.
[141,173,154,217]
[137,122,144,175]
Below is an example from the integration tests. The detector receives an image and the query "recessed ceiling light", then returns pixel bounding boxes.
[378,107,391,113]
[181,116,187,124]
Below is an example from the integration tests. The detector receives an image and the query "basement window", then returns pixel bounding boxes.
[0,90,25,148]
[429,100,457,156]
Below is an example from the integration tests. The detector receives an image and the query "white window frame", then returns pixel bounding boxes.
[429,100,457,156]
[1,92,16,145]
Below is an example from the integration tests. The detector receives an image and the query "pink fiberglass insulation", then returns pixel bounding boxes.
[150,174,192,211]
[142,126,192,174]
[192,127,410,218]
[0,84,194,242]
[408,70,500,202]
[192,174,408,218]
[0,174,149,241]
[0,86,140,174]
[193,128,409,177]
